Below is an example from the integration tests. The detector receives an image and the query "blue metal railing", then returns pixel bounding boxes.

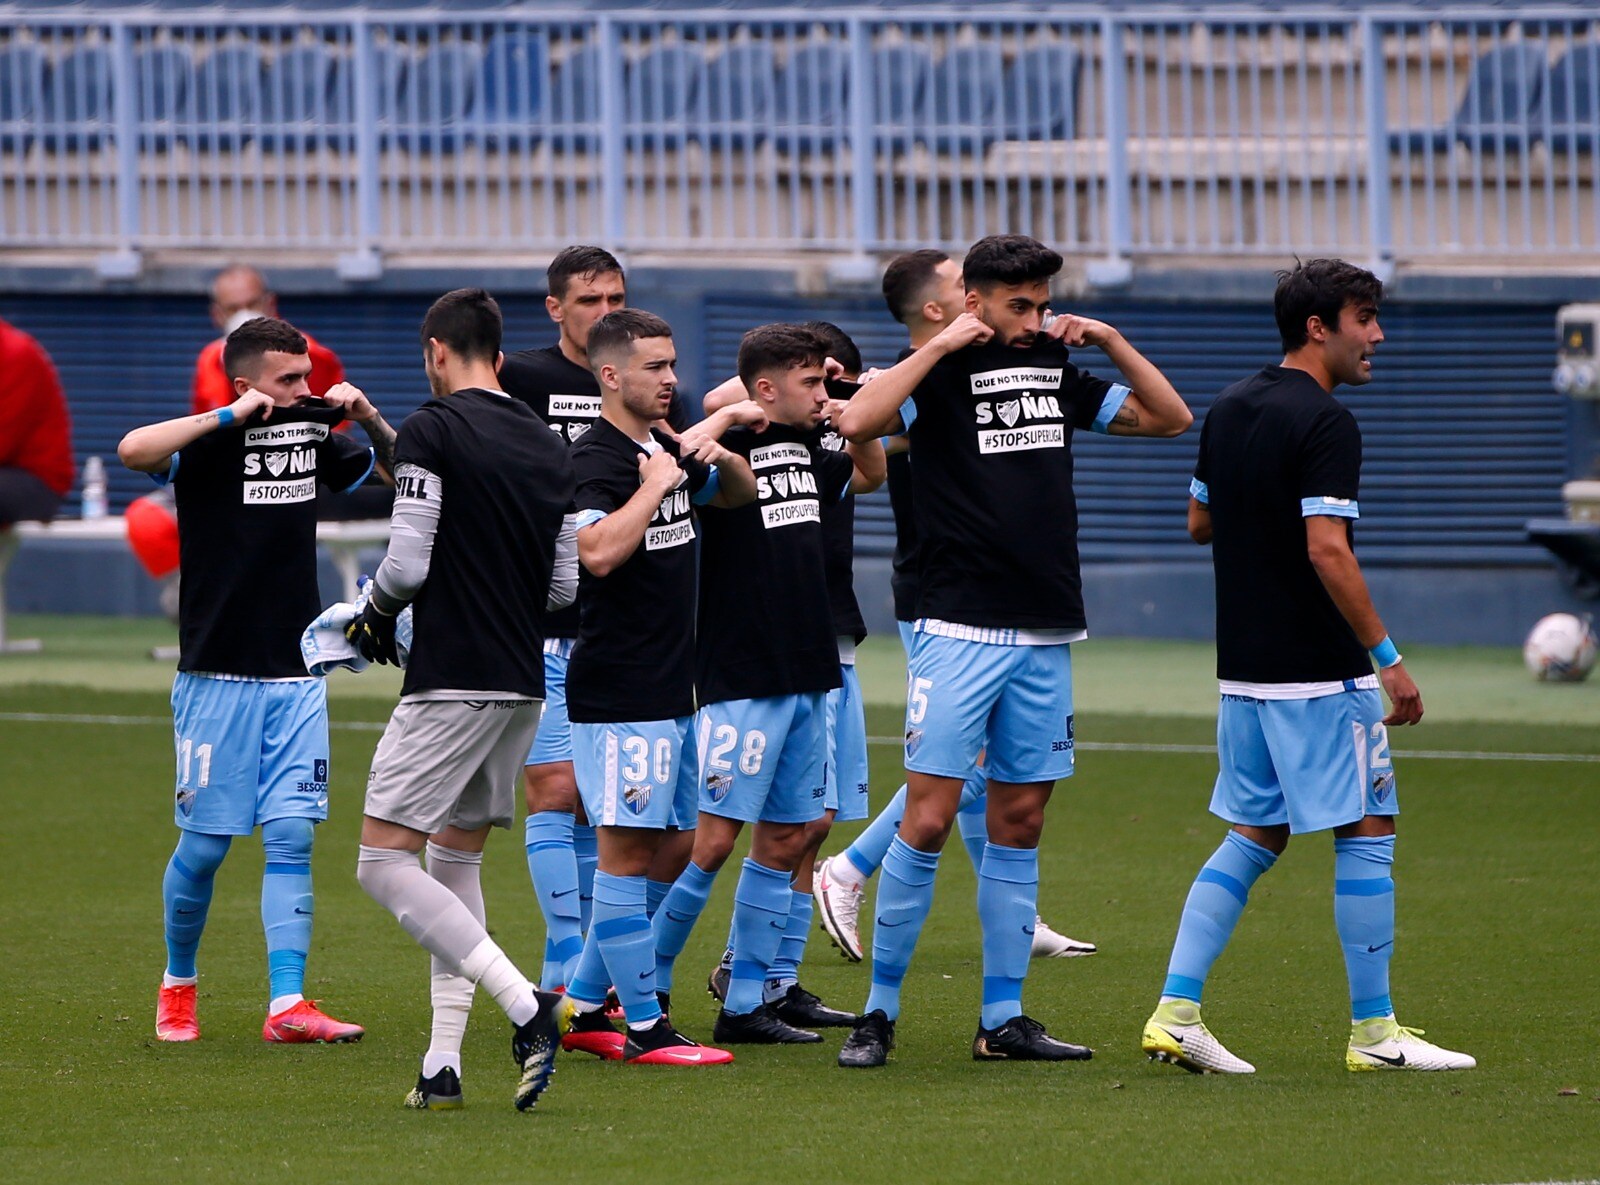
[1,7,1598,270]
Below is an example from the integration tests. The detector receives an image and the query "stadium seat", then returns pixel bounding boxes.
[1389,43,1547,154]
[40,44,115,150]
[474,28,547,147]
[0,42,45,152]
[1540,40,1599,152]
[771,40,849,152]
[387,42,481,152]
[133,43,196,151]
[188,44,267,148]
[929,43,1005,152]
[870,42,932,149]
[547,42,603,152]
[693,42,777,148]
[262,43,344,151]
[624,41,707,148]
[1005,41,1082,140]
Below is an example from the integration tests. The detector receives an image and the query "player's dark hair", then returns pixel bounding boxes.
[420,287,503,364]
[962,234,1063,292]
[1274,258,1384,352]
[222,316,306,381]
[882,249,950,325]
[547,244,624,300]
[588,308,673,370]
[737,323,828,390]
[799,320,862,378]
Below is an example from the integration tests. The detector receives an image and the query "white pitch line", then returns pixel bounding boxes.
[2,714,1596,763]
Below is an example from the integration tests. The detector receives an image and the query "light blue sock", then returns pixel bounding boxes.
[864,837,941,1021]
[645,878,673,920]
[978,843,1038,1029]
[765,891,813,1000]
[524,811,583,988]
[652,861,716,994]
[844,784,907,878]
[726,859,793,1015]
[592,871,660,1028]
[162,830,231,979]
[1162,830,1278,1003]
[567,928,610,1009]
[1335,835,1396,1021]
[261,818,315,1004]
[956,800,989,875]
[573,823,599,935]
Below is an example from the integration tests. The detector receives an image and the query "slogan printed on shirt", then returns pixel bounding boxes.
[970,367,1067,456]
[547,394,602,443]
[750,441,821,529]
[644,476,696,551]
[241,421,328,504]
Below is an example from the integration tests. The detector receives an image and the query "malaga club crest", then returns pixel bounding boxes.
[625,784,653,815]
[705,772,734,802]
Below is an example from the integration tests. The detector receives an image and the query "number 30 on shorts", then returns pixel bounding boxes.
[620,735,674,785]
[698,718,768,777]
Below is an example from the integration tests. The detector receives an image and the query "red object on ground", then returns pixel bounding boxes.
[0,317,74,495]
[125,493,181,579]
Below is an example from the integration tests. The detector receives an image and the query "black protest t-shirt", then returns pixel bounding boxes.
[818,418,866,643]
[905,337,1123,630]
[1196,365,1370,684]
[498,343,690,639]
[394,388,576,697]
[696,422,853,704]
[566,417,711,724]
[169,405,372,677]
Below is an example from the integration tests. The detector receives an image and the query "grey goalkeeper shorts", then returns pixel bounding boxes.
[364,697,543,834]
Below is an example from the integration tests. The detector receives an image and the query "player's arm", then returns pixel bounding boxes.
[699,375,747,414]
[837,313,993,442]
[1305,515,1422,726]
[347,460,440,664]
[693,440,757,509]
[117,388,274,474]
[548,512,579,611]
[845,434,886,494]
[1046,315,1191,438]
[576,451,685,577]
[321,381,397,483]
[1187,497,1212,544]
[675,400,768,460]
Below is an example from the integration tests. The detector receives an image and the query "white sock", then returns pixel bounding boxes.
[628,1018,657,1032]
[460,937,538,1026]
[424,843,484,1068]
[268,993,304,1016]
[162,973,197,989]
[570,997,602,1015]
[829,855,867,892]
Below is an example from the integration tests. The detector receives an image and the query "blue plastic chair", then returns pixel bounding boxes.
[263,43,341,150]
[870,42,932,149]
[624,41,707,148]
[0,42,46,151]
[475,28,546,146]
[134,43,195,151]
[42,44,115,149]
[547,42,602,152]
[693,42,777,148]
[1541,40,1599,151]
[771,40,848,152]
[388,42,481,152]
[1005,41,1082,140]
[1389,43,1546,154]
[929,42,1005,152]
[188,44,266,147]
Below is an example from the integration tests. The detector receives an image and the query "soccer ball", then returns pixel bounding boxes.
[1522,613,1598,683]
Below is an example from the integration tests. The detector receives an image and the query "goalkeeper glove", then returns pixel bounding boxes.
[346,600,400,666]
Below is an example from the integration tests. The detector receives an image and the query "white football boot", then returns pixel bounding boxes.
[812,854,865,963]
[1031,916,1097,958]
[1142,999,1255,1074]
[1346,1017,1476,1072]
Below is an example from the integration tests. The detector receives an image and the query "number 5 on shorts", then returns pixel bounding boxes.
[907,676,933,725]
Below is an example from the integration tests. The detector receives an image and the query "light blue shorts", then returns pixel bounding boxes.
[1210,689,1398,835]
[696,693,828,825]
[824,664,870,822]
[526,640,575,766]
[904,633,1075,785]
[170,672,330,835]
[572,717,700,831]
[897,620,915,655]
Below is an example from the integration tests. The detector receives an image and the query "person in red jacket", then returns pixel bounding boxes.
[191,265,345,415]
[0,316,74,526]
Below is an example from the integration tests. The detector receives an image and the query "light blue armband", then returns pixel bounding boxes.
[214,406,235,427]
[1369,636,1401,669]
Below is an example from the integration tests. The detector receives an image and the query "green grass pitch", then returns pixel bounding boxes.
[1,616,1597,1184]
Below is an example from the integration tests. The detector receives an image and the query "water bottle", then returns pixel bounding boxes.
[81,455,108,520]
